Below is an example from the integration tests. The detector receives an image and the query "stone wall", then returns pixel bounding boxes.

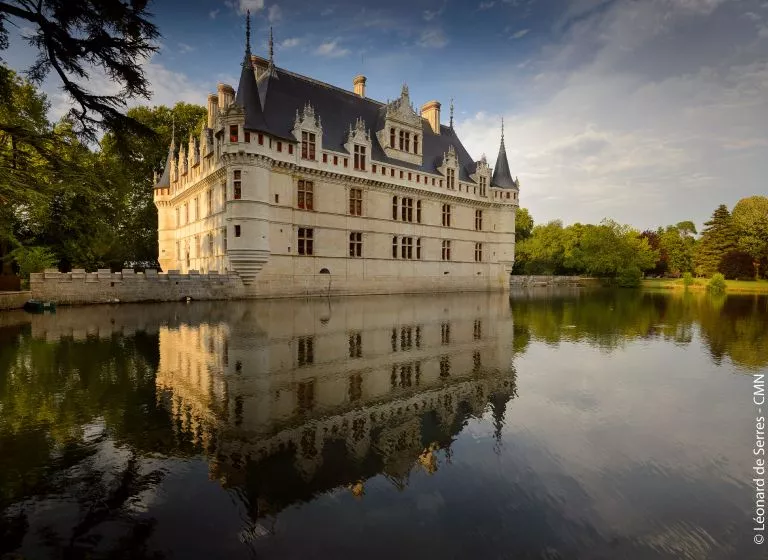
[30,268,509,305]
[509,275,586,287]
[30,269,245,305]
[0,291,31,311]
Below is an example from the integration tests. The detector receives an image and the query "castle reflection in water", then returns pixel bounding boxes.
[153,293,518,519]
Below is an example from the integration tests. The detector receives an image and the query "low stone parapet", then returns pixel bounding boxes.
[30,269,245,305]
[509,275,586,287]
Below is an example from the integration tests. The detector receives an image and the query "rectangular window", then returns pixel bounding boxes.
[258,133,264,145]
[372,164,377,173]
[399,129,404,150]
[392,196,398,220]
[194,197,199,220]
[414,134,419,154]
[229,125,238,143]
[244,131,250,143]
[390,127,395,148]
[349,188,363,216]
[221,182,226,206]
[442,204,451,227]
[404,132,410,152]
[298,227,314,255]
[391,168,395,177]
[301,131,316,160]
[297,337,314,367]
[289,144,294,155]
[206,189,212,215]
[447,168,455,189]
[475,242,483,262]
[234,225,241,237]
[442,240,452,261]
[297,180,314,210]
[475,209,483,231]
[408,172,412,181]
[479,176,487,197]
[399,170,404,179]
[416,200,422,223]
[333,155,338,165]
[277,141,282,152]
[349,231,362,257]
[323,153,328,163]
[392,236,398,259]
[208,233,214,255]
[233,169,242,200]
[416,238,422,260]
[344,158,348,168]
[416,175,420,183]
[223,227,227,252]
[401,236,413,260]
[432,178,436,186]
[401,197,413,222]
[354,145,366,170]
[349,333,362,359]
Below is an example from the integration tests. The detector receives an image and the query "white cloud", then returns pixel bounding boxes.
[321,7,335,16]
[279,37,301,49]
[315,40,350,57]
[418,29,448,48]
[228,0,265,15]
[458,0,768,229]
[423,1,446,21]
[178,43,196,54]
[268,4,282,22]
[512,29,530,39]
[479,1,496,9]
[209,8,220,19]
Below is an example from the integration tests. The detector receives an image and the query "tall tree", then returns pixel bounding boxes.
[515,207,534,242]
[0,0,160,144]
[695,205,737,277]
[660,226,695,277]
[731,196,768,279]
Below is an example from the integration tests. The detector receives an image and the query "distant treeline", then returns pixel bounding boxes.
[513,197,768,283]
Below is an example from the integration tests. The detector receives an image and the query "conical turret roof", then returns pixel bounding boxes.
[154,126,174,190]
[235,11,269,132]
[492,119,517,189]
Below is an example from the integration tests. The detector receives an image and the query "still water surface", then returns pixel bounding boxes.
[0,289,766,559]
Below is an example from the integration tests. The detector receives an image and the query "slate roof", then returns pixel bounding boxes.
[154,143,173,190]
[255,67,480,182]
[492,133,517,190]
[234,17,269,133]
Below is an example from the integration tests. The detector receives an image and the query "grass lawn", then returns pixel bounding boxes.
[642,277,768,293]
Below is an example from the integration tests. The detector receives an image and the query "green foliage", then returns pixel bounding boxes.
[683,272,694,287]
[515,207,534,242]
[660,226,695,276]
[617,266,643,288]
[676,221,697,236]
[707,273,727,293]
[8,246,56,278]
[515,220,573,274]
[718,250,755,280]
[731,196,768,279]
[695,205,738,277]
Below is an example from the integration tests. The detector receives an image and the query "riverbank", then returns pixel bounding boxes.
[642,278,768,293]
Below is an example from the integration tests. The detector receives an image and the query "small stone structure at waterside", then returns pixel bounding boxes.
[30,269,245,305]
[509,275,587,287]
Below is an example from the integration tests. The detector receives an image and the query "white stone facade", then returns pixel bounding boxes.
[154,56,519,297]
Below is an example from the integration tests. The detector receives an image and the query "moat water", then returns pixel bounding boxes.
[0,289,766,559]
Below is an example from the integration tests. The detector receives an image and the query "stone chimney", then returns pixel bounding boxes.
[421,100,441,134]
[217,83,234,110]
[353,75,366,97]
[251,55,269,79]
[207,93,219,128]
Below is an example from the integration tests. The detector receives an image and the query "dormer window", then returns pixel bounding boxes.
[354,145,366,170]
[399,130,410,151]
[447,168,455,190]
[414,134,419,154]
[479,175,487,197]
[301,131,316,160]
[390,128,395,148]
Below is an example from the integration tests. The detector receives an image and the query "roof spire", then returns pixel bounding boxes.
[269,26,274,63]
[449,98,454,129]
[501,116,504,142]
[492,117,516,190]
[243,10,252,67]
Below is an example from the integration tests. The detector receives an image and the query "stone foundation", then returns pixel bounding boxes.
[509,275,586,287]
[0,291,31,311]
[30,268,510,305]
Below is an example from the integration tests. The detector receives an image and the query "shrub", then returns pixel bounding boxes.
[707,273,727,294]
[682,272,694,287]
[9,246,57,279]
[617,266,642,288]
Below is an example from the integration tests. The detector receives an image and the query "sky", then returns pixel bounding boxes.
[3,0,768,231]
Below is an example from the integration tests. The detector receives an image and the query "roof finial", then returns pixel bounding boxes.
[501,116,504,142]
[449,97,454,129]
[171,115,175,147]
[243,9,252,65]
[269,25,274,63]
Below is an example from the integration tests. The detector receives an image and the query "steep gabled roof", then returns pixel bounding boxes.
[492,121,517,189]
[258,66,479,181]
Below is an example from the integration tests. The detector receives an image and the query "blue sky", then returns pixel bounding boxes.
[4,0,768,231]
